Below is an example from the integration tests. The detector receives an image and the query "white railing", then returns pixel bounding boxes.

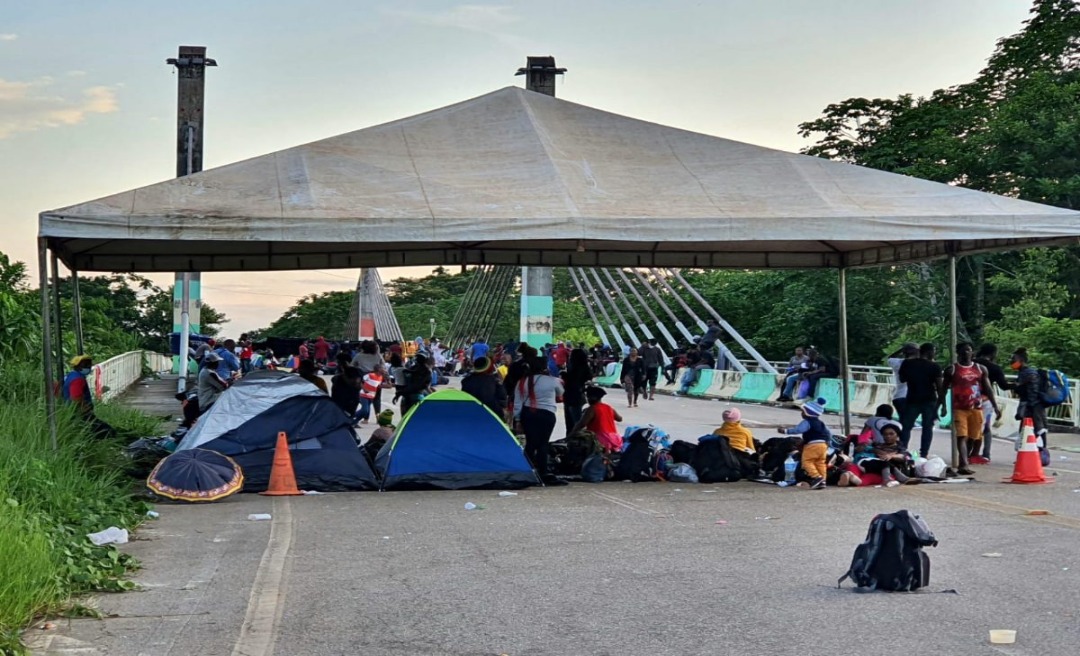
[91,351,172,402]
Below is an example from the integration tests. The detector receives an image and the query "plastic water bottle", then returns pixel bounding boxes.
[783,456,797,484]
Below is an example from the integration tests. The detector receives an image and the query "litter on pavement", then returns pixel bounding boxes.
[87,527,129,545]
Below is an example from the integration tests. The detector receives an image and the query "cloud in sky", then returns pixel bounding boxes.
[384,4,527,46]
[0,78,118,139]
[0,34,17,41]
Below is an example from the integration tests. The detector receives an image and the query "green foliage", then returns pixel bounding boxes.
[796,0,1080,367]
[0,368,149,651]
[258,291,353,340]
[554,327,599,347]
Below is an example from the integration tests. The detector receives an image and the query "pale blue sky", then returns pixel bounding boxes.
[0,0,1033,331]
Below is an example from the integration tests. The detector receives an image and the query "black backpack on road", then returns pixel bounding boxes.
[839,510,938,592]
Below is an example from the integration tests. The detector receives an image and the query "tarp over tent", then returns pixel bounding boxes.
[178,371,378,492]
[376,389,540,490]
[39,86,1080,273]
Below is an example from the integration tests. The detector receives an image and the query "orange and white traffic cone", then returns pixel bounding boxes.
[260,431,303,496]
[1003,418,1052,485]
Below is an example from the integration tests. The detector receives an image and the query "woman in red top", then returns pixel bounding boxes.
[570,386,623,452]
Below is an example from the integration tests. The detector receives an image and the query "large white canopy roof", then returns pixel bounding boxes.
[40,86,1080,272]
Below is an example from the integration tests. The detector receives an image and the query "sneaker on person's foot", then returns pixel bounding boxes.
[957,467,975,476]
[969,455,990,465]
[809,477,826,490]
[542,476,569,487]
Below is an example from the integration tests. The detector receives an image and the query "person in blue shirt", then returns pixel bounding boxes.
[469,338,489,363]
[214,339,241,380]
[779,397,831,489]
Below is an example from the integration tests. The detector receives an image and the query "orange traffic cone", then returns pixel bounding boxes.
[260,431,303,496]
[1003,418,1052,485]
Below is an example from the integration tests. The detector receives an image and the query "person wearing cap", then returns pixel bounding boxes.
[213,339,241,380]
[569,386,623,452]
[714,407,759,476]
[62,355,96,415]
[62,355,116,438]
[193,339,216,367]
[778,397,831,489]
[197,352,229,413]
[713,407,756,455]
[363,409,397,461]
[461,356,507,418]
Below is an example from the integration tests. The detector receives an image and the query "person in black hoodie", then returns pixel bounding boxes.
[461,356,507,419]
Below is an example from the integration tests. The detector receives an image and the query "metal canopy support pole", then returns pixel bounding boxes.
[616,269,680,350]
[648,268,746,373]
[568,268,610,348]
[588,269,640,347]
[667,268,776,374]
[948,252,959,468]
[50,251,64,384]
[838,267,851,437]
[71,267,84,356]
[39,239,58,451]
[578,268,625,350]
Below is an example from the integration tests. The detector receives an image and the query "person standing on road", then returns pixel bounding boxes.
[1010,348,1048,442]
[898,343,942,457]
[887,342,918,418]
[621,347,647,408]
[639,339,662,400]
[779,397,830,490]
[941,343,1001,475]
[974,343,1013,463]
[514,355,566,486]
[560,348,592,437]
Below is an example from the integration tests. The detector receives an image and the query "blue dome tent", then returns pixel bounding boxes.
[376,389,540,490]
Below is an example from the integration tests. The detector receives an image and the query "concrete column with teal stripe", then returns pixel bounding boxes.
[171,273,203,374]
[520,266,553,348]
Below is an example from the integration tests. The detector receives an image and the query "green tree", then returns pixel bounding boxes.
[259,291,354,340]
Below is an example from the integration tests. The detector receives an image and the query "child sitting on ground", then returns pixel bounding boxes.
[853,420,915,487]
[778,397,831,490]
[570,386,623,453]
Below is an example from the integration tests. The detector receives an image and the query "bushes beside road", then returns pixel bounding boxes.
[0,364,157,655]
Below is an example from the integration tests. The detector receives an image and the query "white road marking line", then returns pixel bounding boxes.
[231,498,294,656]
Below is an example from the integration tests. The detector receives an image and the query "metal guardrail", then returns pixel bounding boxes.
[91,351,172,402]
[734,359,1080,429]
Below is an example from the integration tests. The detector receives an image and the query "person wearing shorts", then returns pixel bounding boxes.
[941,343,1001,476]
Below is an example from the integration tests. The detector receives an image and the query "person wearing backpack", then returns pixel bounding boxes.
[1010,347,1049,442]
[941,343,1002,475]
[778,397,831,489]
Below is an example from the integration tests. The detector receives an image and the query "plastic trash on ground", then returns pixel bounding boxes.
[87,527,129,546]
[989,630,1016,644]
[247,513,272,521]
[497,491,518,497]
[464,502,479,510]
[146,510,160,519]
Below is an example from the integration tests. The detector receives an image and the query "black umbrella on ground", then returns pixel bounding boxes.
[147,449,244,502]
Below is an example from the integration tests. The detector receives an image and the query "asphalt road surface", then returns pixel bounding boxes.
[27,380,1080,656]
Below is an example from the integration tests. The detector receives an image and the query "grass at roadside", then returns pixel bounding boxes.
[0,365,159,654]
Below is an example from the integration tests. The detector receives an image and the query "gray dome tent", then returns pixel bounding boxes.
[178,371,378,492]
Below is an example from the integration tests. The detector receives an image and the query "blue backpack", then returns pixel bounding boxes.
[1040,369,1070,406]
